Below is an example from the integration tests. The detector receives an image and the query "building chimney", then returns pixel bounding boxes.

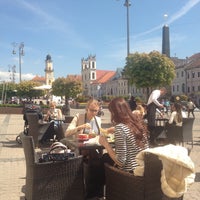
[162,25,170,57]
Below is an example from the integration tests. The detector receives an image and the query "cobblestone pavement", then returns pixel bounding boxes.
[0,109,199,200]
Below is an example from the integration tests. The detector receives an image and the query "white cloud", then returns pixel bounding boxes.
[0,71,34,83]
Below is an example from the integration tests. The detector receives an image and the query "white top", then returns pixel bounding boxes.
[168,111,187,126]
[147,89,162,107]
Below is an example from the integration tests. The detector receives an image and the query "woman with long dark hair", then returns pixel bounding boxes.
[99,97,149,172]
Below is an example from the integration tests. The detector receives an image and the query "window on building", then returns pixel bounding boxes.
[192,72,195,78]
[198,72,200,77]
[192,86,195,92]
[181,71,184,77]
[173,85,175,92]
[198,85,200,91]
[188,87,190,93]
[177,85,179,92]
[176,72,179,78]
[92,72,95,79]
[92,61,95,68]
[187,72,189,79]
[182,83,185,93]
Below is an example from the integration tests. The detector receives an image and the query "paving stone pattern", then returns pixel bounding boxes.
[0,110,199,200]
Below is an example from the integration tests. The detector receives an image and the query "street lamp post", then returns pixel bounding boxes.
[12,42,25,83]
[124,0,131,57]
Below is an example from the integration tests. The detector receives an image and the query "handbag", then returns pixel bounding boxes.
[39,142,75,163]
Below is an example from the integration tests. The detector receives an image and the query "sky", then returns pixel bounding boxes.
[0,0,200,83]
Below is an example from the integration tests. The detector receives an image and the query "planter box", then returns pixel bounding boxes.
[0,106,49,115]
[0,107,23,114]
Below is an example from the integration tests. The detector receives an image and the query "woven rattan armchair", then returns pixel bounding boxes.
[26,113,51,147]
[105,153,183,200]
[165,118,194,147]
[22,136,85,200]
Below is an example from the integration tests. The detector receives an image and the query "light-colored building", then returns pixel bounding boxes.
[81,55,137,99]
[171,53,200,106]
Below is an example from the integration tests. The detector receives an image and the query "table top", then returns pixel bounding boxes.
[64,138,114,151]
[65,138,102,150]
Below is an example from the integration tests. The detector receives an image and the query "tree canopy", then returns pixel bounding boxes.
[51,77,82,103]
[16,81,42,98]
[123,51,175,96]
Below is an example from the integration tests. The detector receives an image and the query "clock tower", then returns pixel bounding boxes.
[44,54,54,85]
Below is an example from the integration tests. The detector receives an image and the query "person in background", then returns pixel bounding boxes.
[132,104,146,119]
[44,101,63,121]
[165,102,187,144]
[99,97,149,172]
[43,101,63,141]
[168,102,187,126]
[187,98,196,118]
[146,87,167,144]
[164,99,170,115]
[128,96,137,111]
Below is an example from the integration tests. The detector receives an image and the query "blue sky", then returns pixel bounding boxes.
[0,0,200,83]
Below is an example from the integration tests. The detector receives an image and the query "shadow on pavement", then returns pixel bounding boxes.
[2,140,22,148]
[195,172,200,182]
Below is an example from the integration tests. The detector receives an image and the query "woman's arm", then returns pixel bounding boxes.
[168,111,176,124]
[99,135,122,167]
[65,114,92,137]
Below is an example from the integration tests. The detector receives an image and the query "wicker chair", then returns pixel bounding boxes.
[165,118,194,147]
[26,113,51,147]
[22,135,85,200]
[182,118,195,147]
[105,153,183,200]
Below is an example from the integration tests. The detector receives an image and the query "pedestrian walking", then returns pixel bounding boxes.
[187,98,196,118]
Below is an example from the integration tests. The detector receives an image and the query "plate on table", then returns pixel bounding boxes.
[78,138,89,142]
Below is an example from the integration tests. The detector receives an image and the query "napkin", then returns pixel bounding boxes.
[83,135,100,145]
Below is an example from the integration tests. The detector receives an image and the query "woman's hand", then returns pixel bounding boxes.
[84,123,91,129]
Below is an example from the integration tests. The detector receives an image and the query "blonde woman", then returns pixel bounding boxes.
[65,99,101,137]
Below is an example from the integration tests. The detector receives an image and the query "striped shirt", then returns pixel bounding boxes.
[115,123,149,172]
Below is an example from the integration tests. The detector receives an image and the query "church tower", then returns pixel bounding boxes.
[81,55,96,96]
[44,54,54,86]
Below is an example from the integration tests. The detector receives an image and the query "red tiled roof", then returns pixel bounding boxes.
[93,70,116,84]
[32,75,45,83]
[187,53,200,68]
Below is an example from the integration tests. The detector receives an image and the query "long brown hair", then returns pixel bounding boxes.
[108,97,148,147]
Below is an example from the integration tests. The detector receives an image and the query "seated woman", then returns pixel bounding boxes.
[165,102,187,144]
[44,101,63,121]
[64,98,107,199]
[168,102,187,126]
[41,101,63,142]
[132,104,146,119]
[99,97,149,172]
[65,98,101,138]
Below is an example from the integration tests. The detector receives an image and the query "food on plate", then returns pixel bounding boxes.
[88,132,97,138]
[78,133,89,141]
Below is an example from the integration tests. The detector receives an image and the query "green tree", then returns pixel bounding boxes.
[51,77,82,115]
[124,51,175,98]
[16,81,42,99]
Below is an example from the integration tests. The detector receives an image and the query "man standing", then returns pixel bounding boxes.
[147,87,167,144]
[187,98,196,118]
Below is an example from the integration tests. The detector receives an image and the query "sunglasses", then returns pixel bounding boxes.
[89,108,98,113]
